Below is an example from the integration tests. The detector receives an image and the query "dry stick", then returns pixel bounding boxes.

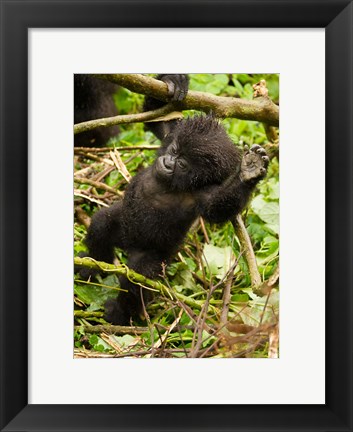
[168,308,188,357]
[150,309,183,355]
[74,346,217,359]
[74,103,176,135]
[91,165,114,180]
[232,214,262,288]
[268,324,279,358]
[95,74,279,126]
[74,165,98,178]
[74,190,109,207]
[110,149,132,182]
[74,145,160,153]
[256,262,280,296]
[190,282,218,358]
[75,151,114,166]
[139,288,156,358]
[222,322,274,347]
[75,206,91,228]
[74,176,122,196]
[74,348,152,359]
[189,255,241,358]
[220,274,234,326]
[176,300,214,335]
[199,217,210,244]
[189,249,238,357]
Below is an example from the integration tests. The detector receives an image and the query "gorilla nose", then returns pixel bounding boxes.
[163,155,175,170]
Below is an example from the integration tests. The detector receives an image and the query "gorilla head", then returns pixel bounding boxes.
[154,115,242,191]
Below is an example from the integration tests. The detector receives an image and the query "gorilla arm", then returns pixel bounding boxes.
[196,144,269,223]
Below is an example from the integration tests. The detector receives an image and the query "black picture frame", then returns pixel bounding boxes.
[1,1,352,431]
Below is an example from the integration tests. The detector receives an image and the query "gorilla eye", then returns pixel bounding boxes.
[171,145,178,155]
[177,159,188,170]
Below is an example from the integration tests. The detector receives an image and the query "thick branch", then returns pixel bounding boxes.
[74,257,216,313]
[74,324,148,334]
[95,73,279,126]
[232,214,262,288]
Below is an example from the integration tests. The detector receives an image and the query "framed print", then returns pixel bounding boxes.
[1,1,352,431]
[30,29,322,404]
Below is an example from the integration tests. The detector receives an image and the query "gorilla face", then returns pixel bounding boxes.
[153,115,241,192]
[154,141,190,185]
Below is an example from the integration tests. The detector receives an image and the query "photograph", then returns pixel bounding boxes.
[73,73,280,358]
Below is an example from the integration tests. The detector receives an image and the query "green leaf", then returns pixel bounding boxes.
[190,74,229,95]
[224,85,238,96]
[231,293,249,303]
[251,197,279,234]
[202,244,234,279]
[105,170,121,187]
[74,277,119,310]
[89,334,99,346]
[110,334,137,348]
[231,79,245,96]
[235,290,279,326]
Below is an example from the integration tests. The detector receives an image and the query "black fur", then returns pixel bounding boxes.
[78,74,269,325]
[74,74,119,146]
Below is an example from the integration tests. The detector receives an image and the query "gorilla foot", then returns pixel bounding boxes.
[241,144,269,182]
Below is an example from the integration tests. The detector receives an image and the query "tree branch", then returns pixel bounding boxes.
[74,256,217,313]
[74,324,148,334]
[74,103,176,135]
[232,214,262,288]
[74,176,121,196]
[95,73,279,126]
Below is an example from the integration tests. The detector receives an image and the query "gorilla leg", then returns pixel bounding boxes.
[104,250,166,325]
[77,201,123,279]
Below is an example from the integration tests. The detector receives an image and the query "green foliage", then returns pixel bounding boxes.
[74,275,120,311]
[113,86,144,114]
[190,74,229,95]
[202,243,234,280]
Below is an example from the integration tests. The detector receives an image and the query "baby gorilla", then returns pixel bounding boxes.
[80,74,269,325]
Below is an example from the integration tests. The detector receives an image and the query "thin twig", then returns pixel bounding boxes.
[110,149,132,182]
[74,103,176,135]
[74,176,122,196]
[74,190,110,207]
[199,217,210,244]
[74,145,159,153]
[220,274,234,326]
[75,151,114,166]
